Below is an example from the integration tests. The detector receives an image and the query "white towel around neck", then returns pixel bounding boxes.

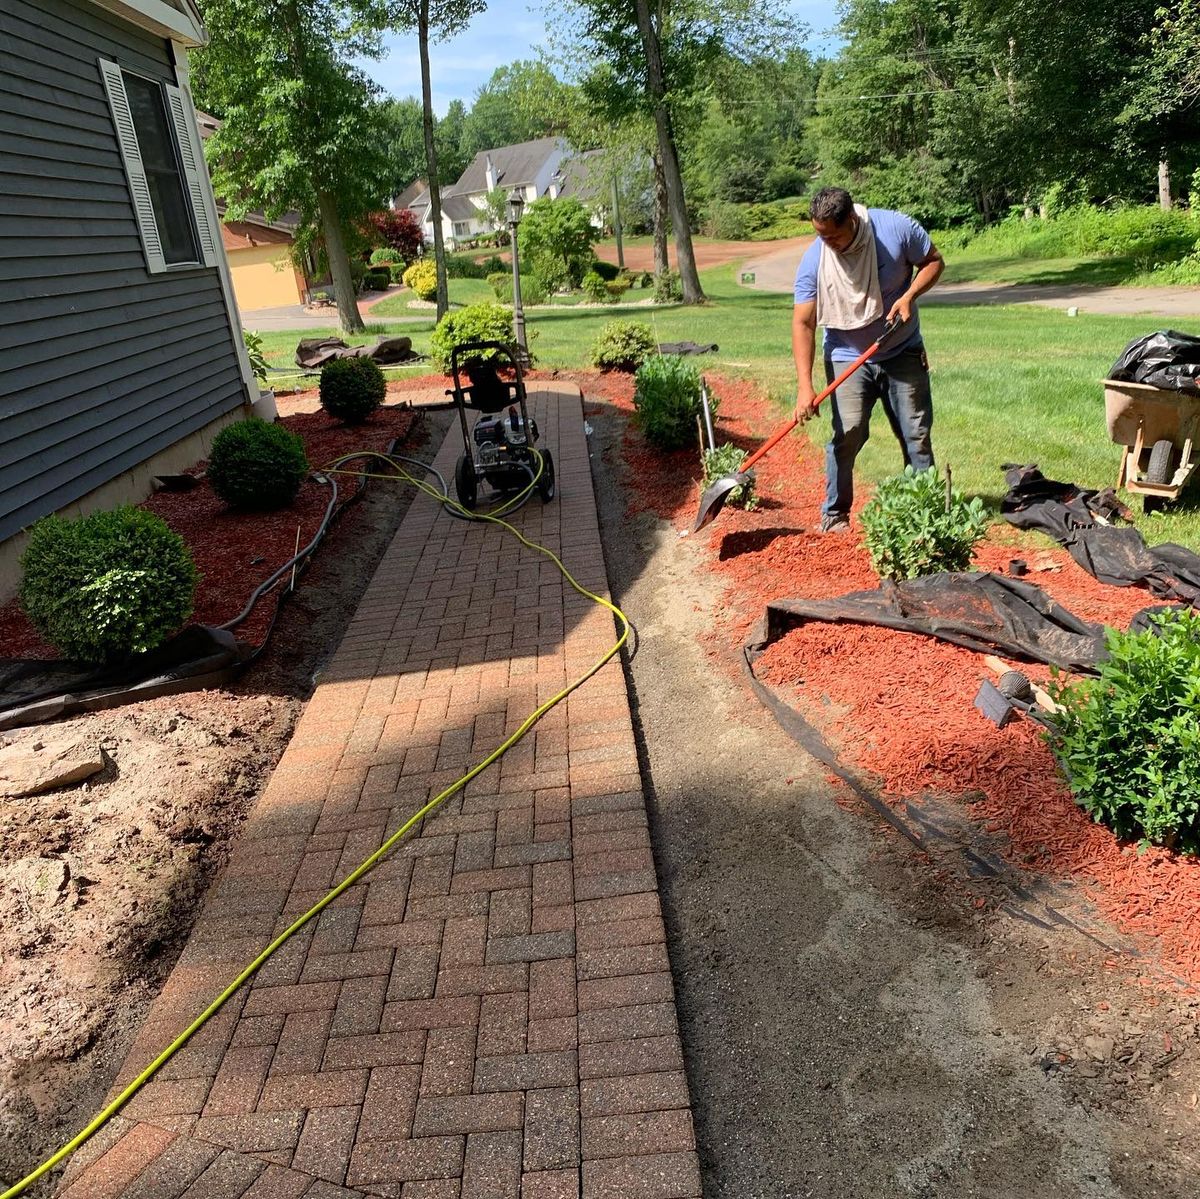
[815,204,884,331]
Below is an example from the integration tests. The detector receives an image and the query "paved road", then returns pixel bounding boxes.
[741,241,1200,318]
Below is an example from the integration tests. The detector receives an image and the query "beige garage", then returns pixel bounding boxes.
[223,220,308,311]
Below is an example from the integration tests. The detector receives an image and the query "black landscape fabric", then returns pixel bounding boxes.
[1001,465,1200,605]
[1108,330,1200,394]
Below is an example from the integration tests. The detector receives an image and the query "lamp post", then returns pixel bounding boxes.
[506,188,528,359]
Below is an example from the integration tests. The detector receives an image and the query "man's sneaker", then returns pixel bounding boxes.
[818,514,851,534]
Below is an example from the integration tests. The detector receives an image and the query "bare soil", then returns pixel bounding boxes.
[596,235,813,274]
[0,410,453,1195]
[585,386,1200,1198]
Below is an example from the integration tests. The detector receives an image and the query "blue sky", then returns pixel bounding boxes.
[371,1,842,115]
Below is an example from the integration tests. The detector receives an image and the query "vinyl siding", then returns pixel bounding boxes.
[0,0,247,544]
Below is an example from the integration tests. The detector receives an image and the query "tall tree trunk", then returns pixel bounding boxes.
[317,188,364,334]
[1159,156,1172,211]
[652,152,669,276]
[418,2,449,319]
[633,0,704,304]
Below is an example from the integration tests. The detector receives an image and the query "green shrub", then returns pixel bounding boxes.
[319,357,387,423]
[605,278,632,299]
[591,319,657,372]
[444,251,489,279]
[20,507,197,665]
[638,270,654,288]
[522,273,548,306]
[741,198,809,241]
[242,329,268,386]
[478,254,506,275]
[488,271,511,300]
[703,200,749,240]
[430,302,529,373]
[590,259,620,281]
[860,466,989,581]
[1047,610,1200,853]
[653,270,682,304]
[208,417,309,510]
[702,442,757,510]
[370,247,401,265]
[632,355,704,450]
[762,163,806,201]
[363,266,391,291]
[402,258,438,300]
[582,270,613,302]
[388,262,406,284]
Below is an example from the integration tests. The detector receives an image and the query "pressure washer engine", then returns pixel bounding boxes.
[447,340,556,511]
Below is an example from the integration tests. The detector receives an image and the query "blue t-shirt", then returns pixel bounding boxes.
[794,208,933,362]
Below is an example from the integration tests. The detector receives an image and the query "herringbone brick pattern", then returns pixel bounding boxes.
[57,385,701,1199]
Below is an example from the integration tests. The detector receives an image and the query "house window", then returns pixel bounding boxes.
[99,60,218,274]
[453,222,470,238]
[122,73,199,266]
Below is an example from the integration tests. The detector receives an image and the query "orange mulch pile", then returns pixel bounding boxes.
[592,368,1200,985]
[0,405,418,659]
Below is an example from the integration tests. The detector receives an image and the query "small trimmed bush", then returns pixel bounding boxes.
[370,247,401,265]
[590,259,620,281]
[582,270,613,302]
[20,506,197,666]
[388,262,406,284]
[860,466,990,581]
[402,259,438,301]
[521,273,548,306]
[1047,609,1200,853]
[632,356,704,450]
[591,320,657,372]
[653,270,682,304]
[702,442,757,510]
[638,270,654,288]
[207,417,309,509]
[488,271,511,300]
[605,278,632,299]
[319,356,387,423]
[430,302,529,373]
[363,266,391,291]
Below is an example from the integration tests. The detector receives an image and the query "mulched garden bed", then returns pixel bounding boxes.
[0,405,418,659]
[591,367,1200,987]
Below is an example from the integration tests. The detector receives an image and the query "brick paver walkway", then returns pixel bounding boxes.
[58,385,701,1199]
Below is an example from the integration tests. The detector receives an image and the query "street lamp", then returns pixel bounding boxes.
[506,188,528,359]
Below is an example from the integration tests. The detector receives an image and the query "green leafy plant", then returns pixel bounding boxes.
[430,302,532,373]
[638,270,654,288]
[242,329,269,386]
[207,417,310,508]
[632,355,704,450]
[370,247,401,265]
[402,258,438,300]
[487,270,511,299]
[860,466,989,580]
[591,319,657,372]
[605,277,632,299]
[653,270,683,304]
[590,259,621,282]
[363,266,391,291]
[388,262,406,284]
[521,273,548,306]
[702,442,757,510]
[1047,610,1200,853]
[582,270,613,302]
[20,507,197,665]
[319,356,386,423]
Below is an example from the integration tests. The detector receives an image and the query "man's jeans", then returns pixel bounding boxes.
[822,341,934,519]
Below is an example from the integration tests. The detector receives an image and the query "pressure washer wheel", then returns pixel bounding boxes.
[997,669,1034,704]
[455,453,477,510]
[1143,438,1176,514]
[537,450,555,502]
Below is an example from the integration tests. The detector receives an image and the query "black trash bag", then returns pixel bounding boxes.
[1108,330,1200,394]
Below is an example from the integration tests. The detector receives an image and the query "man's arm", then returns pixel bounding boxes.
[793,299,819,420]
[887,244,944,325]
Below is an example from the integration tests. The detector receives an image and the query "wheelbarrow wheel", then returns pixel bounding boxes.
[1143,439,1176,514]
[455,453,477,510]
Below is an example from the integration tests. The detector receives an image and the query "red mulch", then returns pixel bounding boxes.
[591,368,1200,986]
[0,405,417,659]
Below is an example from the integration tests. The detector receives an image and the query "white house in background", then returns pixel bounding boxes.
[406,138,604,247]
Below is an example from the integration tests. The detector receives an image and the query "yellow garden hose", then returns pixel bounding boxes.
[3,448,630,1199]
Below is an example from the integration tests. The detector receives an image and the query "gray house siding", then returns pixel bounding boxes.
[0,0,247,545]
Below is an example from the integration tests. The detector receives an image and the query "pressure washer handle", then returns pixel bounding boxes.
[742,321,897,474]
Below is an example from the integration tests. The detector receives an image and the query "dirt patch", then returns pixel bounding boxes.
[595,235,812,274]
[0,406,453,1195]
[585,372,1200,1196]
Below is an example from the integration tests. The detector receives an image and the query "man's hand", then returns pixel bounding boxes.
[795,382,819,424]
[886,294,914,325]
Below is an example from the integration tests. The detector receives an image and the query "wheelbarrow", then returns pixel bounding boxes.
[1104,378,1200,513]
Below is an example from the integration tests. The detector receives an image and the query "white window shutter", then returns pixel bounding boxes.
[99,59,165,273]
[165,84,218,267]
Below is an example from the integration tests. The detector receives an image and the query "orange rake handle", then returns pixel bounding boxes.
[742,320,897,474]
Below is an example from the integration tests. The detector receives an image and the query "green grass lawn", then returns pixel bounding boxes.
[253,259,1200,547]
